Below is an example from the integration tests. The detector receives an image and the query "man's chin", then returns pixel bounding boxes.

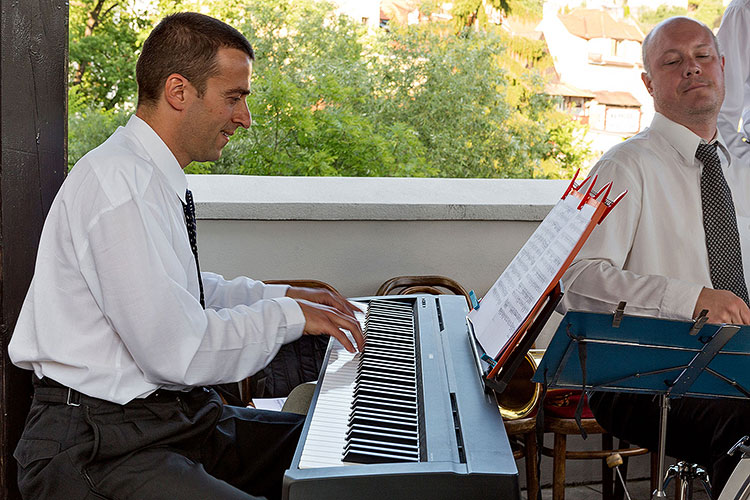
[684,102,721,117]
[194,151,223,163]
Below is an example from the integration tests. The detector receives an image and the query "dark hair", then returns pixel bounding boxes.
[136,12,255,107]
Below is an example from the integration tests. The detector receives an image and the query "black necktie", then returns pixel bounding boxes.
[697,142,750,304]
[182,189,205,308]
[183,191,244,405]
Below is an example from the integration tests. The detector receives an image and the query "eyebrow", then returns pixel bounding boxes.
[660,43,713,58]
[224,87,251,97]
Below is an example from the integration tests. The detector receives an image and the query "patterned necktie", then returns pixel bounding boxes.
[696,142,750,305]
[182,189,205,308]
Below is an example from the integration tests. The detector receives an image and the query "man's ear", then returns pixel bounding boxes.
[163,73,191,111]
[641,72,654,96]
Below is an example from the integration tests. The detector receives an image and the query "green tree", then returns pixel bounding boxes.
[451,0,542,30]
[637,0,724,32]
[67,0,590,178]
[69,0,148,109]
[208,0,434,177]
[689,0,725,29]
[364,22,587,178]
[68,87,130,170]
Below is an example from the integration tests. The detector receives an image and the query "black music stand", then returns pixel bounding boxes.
[532,306,750,499]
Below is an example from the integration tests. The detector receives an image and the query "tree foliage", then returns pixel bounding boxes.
[69,0,149,109]
[636,0,724,32]
[68,0,590,178]
[450,0,542,30]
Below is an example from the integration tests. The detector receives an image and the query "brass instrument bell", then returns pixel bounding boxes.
[493,349,545,420]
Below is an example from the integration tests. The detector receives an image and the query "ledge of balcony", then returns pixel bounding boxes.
[188,175,569,221]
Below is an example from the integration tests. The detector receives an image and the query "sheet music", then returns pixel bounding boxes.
[252,397,287,411]
[469,194,595,358]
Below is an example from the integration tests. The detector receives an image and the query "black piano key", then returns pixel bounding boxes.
[349,406,418,424]
[354,381,416,397]
[353,387,416,403]
[347,423,418,440]
[356,370,415,386]
[366,324,414,335]
[356,373,414,388]
[358,361,414,378]
[356,353,414,371]
[346,425,418,444]
[346,430,419,450]
[348,414,418,432]
[344,299,421,465]
[344,439,420,456]
[351,395,417,412]
[343,443,419,464]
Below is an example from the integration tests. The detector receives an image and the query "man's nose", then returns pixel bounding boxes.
[684,61,702,77]
[234,100,252,129]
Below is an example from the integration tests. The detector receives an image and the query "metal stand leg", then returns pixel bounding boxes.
[652,395,670,499]
[663,462,711,500]
[607,453,633,500]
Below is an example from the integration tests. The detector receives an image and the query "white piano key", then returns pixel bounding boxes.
[299,300,420,469]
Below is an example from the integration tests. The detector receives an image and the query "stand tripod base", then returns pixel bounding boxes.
[655,462,712,500]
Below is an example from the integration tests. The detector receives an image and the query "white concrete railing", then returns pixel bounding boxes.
[190,175,568,296]
[190,175,569,345]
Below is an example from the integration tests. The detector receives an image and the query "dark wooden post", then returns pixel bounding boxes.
[0,1,67,499]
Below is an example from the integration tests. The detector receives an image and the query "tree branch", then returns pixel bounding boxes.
[73,0,119,85]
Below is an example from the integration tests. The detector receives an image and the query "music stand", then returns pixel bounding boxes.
[470,283,563,394]
[532,306,750,499]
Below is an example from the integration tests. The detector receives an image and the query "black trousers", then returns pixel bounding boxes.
[14,381,304,500]
[589,391,750,498]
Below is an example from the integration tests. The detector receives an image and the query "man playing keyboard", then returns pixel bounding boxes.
[9,12,363,500]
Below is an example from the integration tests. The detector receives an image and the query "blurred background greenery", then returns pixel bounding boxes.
[67,0,723,177]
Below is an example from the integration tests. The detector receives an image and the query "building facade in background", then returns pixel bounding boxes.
[538,2,648,158]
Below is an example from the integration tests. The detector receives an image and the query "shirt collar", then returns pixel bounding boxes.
[650,112,733,168]
[125,115,188,203]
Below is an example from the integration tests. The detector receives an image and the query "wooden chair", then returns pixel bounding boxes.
[376,275,471,305]
[376,275,540,498]
[239,279,342,405]
[263,279,340,294]
[504,416,540,500]
[542,414,657,500]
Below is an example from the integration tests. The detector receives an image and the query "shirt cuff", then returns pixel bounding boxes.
[262,283,290,299]
[661,278,704,320]
[272,296,305,343]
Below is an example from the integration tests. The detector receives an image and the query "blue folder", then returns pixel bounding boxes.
[531,310,750,399]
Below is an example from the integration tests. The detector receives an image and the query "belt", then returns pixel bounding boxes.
[32,376,203,407]
[33,377,100,407]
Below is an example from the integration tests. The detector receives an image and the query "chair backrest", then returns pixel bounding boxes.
[241,279,341,404]
[263,279,340,295]
[376,275,471,307]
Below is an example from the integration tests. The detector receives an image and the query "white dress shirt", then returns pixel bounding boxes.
[718,0,750,162]
[561,113,750,320]
[9,115,305,404]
